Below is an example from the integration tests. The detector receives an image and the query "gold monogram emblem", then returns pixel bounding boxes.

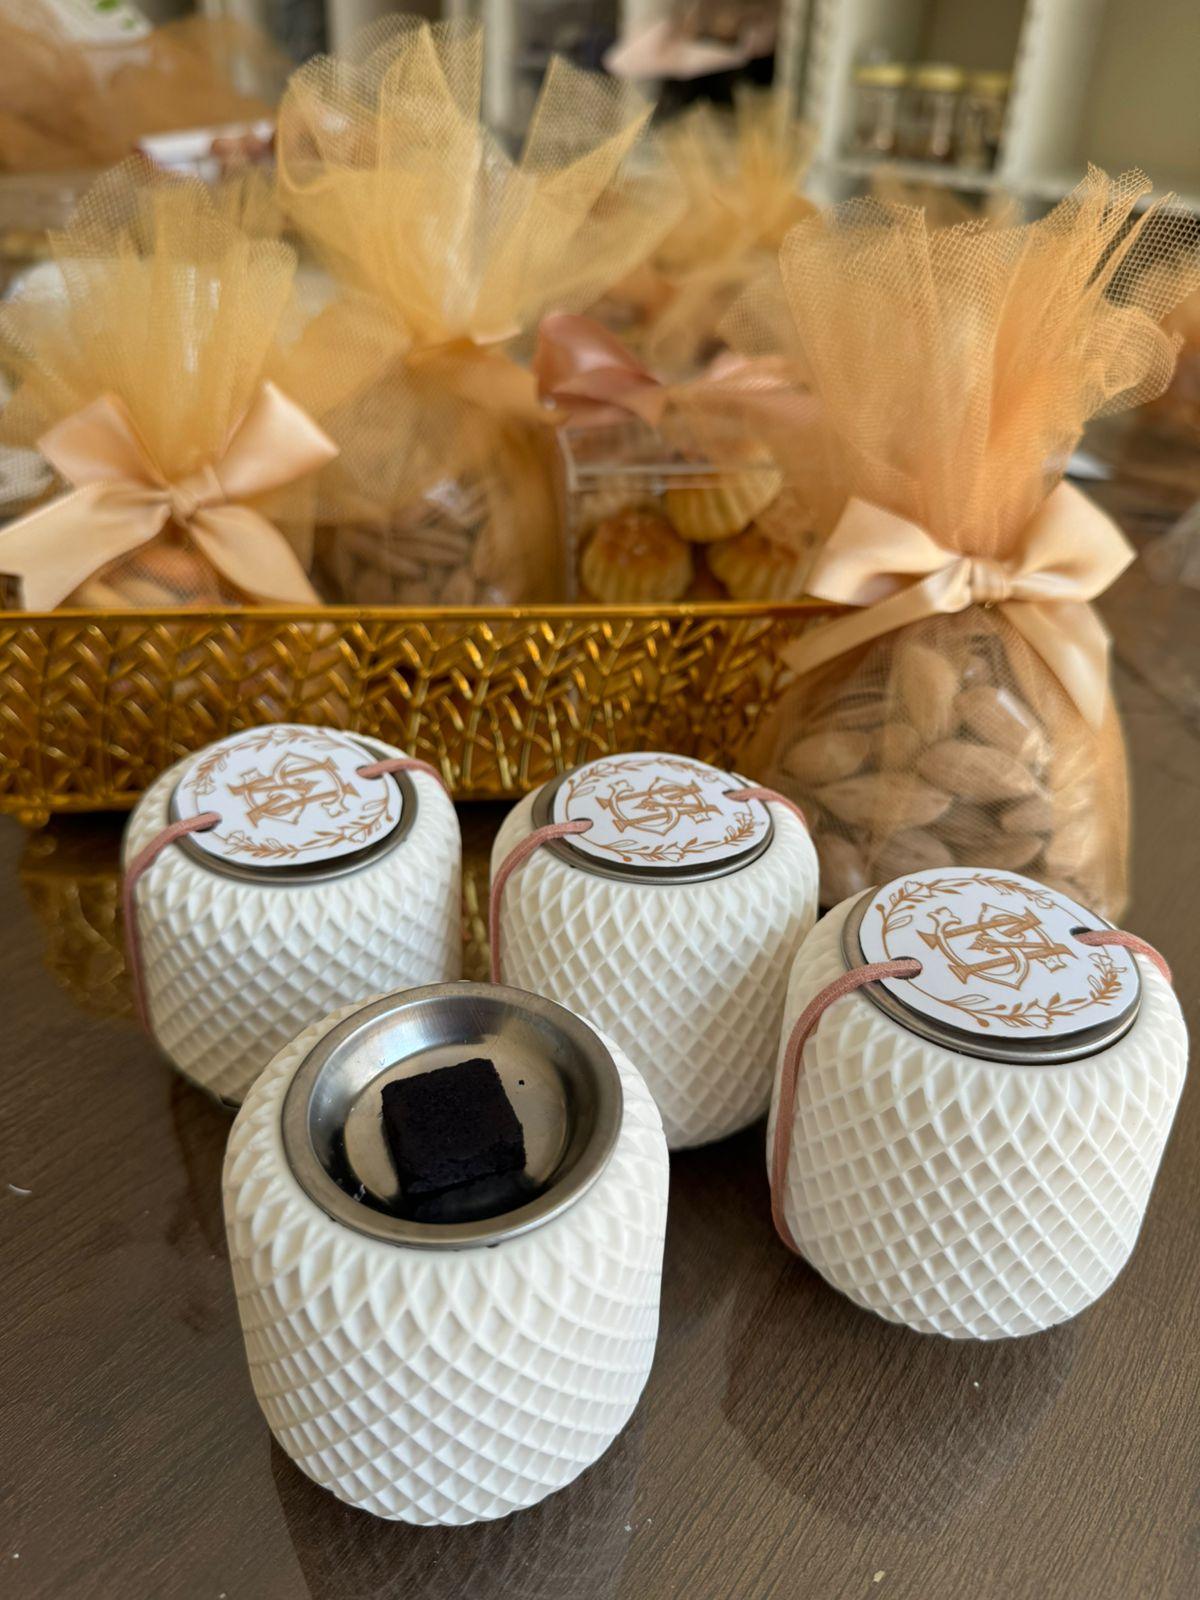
[596,776,721,837]
[918,902,1072,992]
[871,874,1129,1032]
[226,754,359,830]
[557,755,765,867]
[183,728,398,864]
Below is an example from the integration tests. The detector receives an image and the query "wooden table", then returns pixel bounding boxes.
[3,416,1198,1600]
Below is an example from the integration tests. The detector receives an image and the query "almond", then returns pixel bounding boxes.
[872,722,923,770]
[815,832,870,905]
[818,772,951,830]
[1001,795,1055,835]
[918,739,1040,802]
[935,801,997,852]
[896,643,958,742]
[873,827,956,880]
[955,685,1047,764]
[963,832,1043,871]
[782,730,870,788]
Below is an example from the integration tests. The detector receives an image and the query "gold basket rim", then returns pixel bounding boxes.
[0,598,832,624]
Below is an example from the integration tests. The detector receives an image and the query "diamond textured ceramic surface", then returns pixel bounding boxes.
[493,771,818,1149]
[123,731,461,1105]
[223,1001,669,1526]
[769,896,1189,1339]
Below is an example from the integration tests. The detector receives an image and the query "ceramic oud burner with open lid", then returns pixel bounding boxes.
[122,724,461,1105]
[768,866,1188,1339]
[490,751,819,1149]
[222,983,669,1525]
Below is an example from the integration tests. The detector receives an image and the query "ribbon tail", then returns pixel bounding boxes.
[781,565,972,676]
[214,380,340,502]
[189,506,320,604]
[0,485,167,610]
[534,313,668,427]
[1002,599,1113,728]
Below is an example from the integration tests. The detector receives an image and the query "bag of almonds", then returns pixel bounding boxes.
[740,170,1199,918]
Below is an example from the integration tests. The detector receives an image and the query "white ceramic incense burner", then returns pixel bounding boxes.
[123,724,460,1105]
[769,867,1188,1339]
[223,983,669,1525]
[491,752,819,1149]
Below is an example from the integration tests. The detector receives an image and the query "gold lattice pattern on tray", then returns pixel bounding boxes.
[0,604,821,820]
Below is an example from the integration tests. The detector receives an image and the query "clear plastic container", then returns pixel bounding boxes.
[557,418,819,603]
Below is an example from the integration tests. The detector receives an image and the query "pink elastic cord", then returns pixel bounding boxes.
[725,784,808,831]
[120,758,444,1036]
[769,926,1172,1255]
[770,957,922,1255]
[489,820,593,984]
[1075,928,1172,984]
[357,755,448,791]
[122,812,220,1032]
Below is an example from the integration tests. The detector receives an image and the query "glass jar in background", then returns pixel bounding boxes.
[852,62,908,158]
[957,70,1011,171]
[905,63,964,162]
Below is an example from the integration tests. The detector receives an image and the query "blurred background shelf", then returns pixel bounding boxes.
[206,0,1199,213]
[791,0,1200,213]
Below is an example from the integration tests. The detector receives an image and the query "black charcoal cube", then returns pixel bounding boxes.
[381,1058,526,1198]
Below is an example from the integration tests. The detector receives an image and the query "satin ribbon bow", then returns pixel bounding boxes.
[533,311,802,430]
[784,483,1135,727]
[534,312,673,426]
[0,381,337,609]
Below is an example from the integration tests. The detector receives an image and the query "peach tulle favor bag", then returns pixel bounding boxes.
[740,170,1199,918]
[274,18,679,604]
[598,88,815,377]
[0,166,387,607]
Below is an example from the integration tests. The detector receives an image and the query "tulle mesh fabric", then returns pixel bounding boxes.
[0,6,284,174]
[0,166,388,605]
[601,89,815,376]
[736,169,1200,919]
[275,19,680,604]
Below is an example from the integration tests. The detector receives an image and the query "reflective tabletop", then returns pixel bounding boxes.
[3,415,1200,1600]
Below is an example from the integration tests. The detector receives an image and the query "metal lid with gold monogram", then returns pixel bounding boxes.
[531,752,774,887]
[843,867,1142,1064]
[169,725,415,884]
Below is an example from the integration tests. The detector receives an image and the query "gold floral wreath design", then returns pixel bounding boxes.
[212,794,395,862]
[561,754,763,866]
[186,727,351,801]
[877,875,1126,1032]
[185,729,396,862]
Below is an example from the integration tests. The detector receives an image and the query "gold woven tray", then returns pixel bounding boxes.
[0,601,824,822]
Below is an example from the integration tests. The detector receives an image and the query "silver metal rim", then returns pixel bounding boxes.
[280,983,624,1249]
[168,735,416,885]
[530,766,775,886]
[840,887,1142,1066]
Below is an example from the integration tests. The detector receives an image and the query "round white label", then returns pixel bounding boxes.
[858,868,1139,1043]
[174,725,402,870]
[550,752,769,873]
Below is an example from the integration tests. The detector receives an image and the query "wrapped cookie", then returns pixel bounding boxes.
[535,312,817,599]
[743,171,1199,918]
